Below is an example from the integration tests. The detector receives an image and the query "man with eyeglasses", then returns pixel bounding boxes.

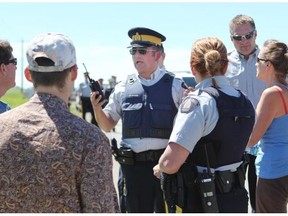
[225,14,266,213]
[0,40,17,114]
[90,27,186,213]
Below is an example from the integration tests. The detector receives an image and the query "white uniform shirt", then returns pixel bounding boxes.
[79,82,91,98]
[104,67,185,153]
[169,76,240,153]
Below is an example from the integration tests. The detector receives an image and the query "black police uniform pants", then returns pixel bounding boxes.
[244,153,257,212]
[118,168,126,213]
[80,97,98,127]
[120,161,165,213]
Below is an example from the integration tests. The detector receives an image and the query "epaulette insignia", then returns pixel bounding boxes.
[128,78,136,85]
[180,97,199,113]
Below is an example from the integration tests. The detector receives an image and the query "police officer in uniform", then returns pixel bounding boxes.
[153,37,255,213]
[90,27,185,213]
[78,73,99,126]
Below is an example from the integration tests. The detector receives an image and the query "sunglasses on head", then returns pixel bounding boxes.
[232,30,255,41]
[3,57,17,66]
[256,57,269,63]
[129,47,156,55]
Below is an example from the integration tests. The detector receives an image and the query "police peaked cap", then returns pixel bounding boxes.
[128,27,166,47]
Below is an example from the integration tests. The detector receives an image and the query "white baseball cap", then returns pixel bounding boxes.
[26,33,76,72]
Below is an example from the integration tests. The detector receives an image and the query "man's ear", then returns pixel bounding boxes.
[162,52,166,61]
[155,51,162,61]
[24,67,33,82]
[71,64,78,81]
[0,63,7,75]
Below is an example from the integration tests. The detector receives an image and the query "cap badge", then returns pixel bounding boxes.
[132,33,142,41]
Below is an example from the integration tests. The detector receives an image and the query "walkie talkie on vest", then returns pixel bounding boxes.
[83,63,105,102]
[197,143,219,213]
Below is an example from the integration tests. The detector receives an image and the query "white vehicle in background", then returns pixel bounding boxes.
[172,70,197,88]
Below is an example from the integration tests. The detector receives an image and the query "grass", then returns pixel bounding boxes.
[1,87,82,117]
[69,101,82,117]
[1,87,29,108]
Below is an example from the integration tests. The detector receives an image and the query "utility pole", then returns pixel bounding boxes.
[21,39,24,93]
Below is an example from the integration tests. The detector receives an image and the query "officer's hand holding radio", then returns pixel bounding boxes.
[83,63,106,107]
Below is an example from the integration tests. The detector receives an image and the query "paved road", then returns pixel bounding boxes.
[103,122,122,195]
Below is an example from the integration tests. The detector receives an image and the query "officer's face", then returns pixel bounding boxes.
[130,46,159,78]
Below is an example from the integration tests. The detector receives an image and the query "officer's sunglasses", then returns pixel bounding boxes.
[232,30,255,41]
[2,57,17,66]
[129,47,157,55]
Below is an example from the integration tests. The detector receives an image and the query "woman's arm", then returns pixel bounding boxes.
[247,88,279,147]
[154,142,190,178]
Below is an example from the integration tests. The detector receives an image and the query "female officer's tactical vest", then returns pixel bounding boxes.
[122,73,178,139]
[190,87,255,168]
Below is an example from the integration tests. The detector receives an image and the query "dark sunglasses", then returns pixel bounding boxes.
[256,57,269,63]
[232,30,255,41]
[129,47,156,55]
[4,58,17,66]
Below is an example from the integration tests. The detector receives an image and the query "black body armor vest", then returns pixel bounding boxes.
[189,87,255,168]
[122,73,178,139]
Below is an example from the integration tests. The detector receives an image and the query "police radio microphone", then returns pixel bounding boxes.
[181,82,188,90]
[82,63,105,102]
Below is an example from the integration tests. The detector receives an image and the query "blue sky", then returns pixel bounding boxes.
[1,1,288,89]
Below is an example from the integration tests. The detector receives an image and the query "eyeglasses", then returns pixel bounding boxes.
[129,47,156,55]
[232,30,255,41]
[256,57,269,63]
[4,58,17,66]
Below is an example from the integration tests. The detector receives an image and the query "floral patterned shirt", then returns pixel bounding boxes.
[0,93,119,213]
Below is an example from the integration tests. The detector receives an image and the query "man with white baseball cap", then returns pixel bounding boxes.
[0,33,119,213]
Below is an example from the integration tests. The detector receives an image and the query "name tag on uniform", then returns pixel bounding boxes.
[180,97,199,113]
